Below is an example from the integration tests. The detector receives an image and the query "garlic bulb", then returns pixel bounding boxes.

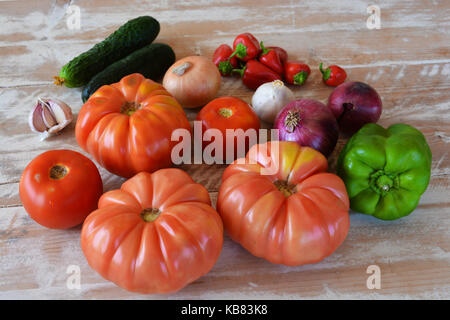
[251,80,294,123]
[29,98,73,140]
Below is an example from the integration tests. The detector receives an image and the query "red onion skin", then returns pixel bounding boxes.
[274,99,339,157]
[327,81,382,135]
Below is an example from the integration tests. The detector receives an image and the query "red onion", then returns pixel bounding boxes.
[327,81,382,135]
[274,99,339,157]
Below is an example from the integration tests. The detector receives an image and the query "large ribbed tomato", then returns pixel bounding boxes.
[217,141,349,266]
[81,169,223,294]
[75,73,191,178]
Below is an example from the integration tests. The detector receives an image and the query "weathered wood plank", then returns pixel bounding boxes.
[1,201,449,299]
[0,0,449,86]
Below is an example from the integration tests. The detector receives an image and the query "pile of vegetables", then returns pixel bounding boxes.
[213,32,347,90]
[19,17,433,295]
[213,32,306,89]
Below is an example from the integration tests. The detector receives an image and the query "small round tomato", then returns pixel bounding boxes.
[196,96,260,160]
[19,150,103,229]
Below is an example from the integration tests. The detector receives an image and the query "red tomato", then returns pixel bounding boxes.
[196,96,260,160]
[81,169,223,294]
[19,150,103,229]
[75,73,191,178]
[217,141,350,266]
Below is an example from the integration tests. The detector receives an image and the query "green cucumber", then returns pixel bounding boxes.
[55,16,160,88]
[81,43,175,102]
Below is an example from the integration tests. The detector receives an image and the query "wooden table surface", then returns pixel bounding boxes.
[0,0,449,300]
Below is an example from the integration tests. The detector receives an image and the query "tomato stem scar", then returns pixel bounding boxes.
[274,180,296,197]
[218,108,233,118]
[141,208,161,222]
[49,165,68,180]
[121,101,141,116]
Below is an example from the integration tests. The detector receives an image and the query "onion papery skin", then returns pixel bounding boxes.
[163,56,221,109]
[327,81,382,135]
[274,99,339,157]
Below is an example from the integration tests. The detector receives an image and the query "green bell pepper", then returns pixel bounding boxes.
[337,123,432,220]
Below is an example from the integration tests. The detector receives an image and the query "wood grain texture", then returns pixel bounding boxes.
[0,0,449,299]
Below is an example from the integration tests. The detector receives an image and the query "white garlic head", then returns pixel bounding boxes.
[251,80,294,123]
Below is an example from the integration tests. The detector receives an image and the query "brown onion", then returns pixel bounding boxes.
[163,56,221,108]
[274,99,339,157]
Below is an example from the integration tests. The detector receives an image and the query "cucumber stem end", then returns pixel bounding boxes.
[53,76,65,86]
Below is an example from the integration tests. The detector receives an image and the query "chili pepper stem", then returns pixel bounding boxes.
[218,60,234,75]
[230,43,247,60]
[319,62,325,74]
[293,71,308,85]
[319,62,331,81]
[260,41,270,55]
[232,66,246,78]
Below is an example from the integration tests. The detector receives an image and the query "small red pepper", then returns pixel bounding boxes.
[258,41,284,76]
[267,46,288,64]
[233,60,282,90]
[230,33,261,62]
[284,61,311,85]
[319,62,347,86]
[212,44,239,76]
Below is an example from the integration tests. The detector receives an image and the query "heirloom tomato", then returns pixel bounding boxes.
[19,150,103,229]
[217,141,350,266]
[81,169,223,294]
[75,73,191,178]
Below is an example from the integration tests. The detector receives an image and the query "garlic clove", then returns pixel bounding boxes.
[46,99,73,124]
[28,98,73,140]
[28,102,47,133]
[47,119,72,134]
[41,103,57,128]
